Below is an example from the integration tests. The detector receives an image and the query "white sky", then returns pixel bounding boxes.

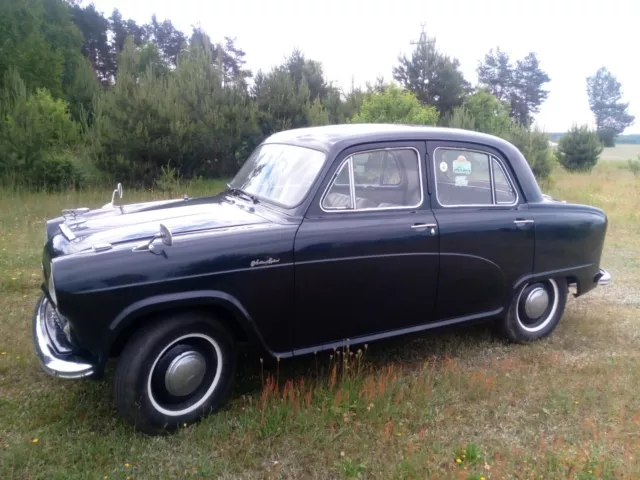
[91,0,639,133]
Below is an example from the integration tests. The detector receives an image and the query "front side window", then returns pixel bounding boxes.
[322,148,422,211]
[229,143,326,208]
[434,148,517,207]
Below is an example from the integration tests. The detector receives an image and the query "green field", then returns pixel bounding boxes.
[1,163,639,479]
[600,144,640,161]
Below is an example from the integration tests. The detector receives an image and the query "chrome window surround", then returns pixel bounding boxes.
[492,158,517,204]
[320,147,424,213]
[433,146,519,208]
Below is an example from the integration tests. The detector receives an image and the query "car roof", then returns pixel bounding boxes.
[263,123,544,205]
[263,123,516,153]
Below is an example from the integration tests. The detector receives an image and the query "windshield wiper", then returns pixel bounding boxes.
[226,183,258,204]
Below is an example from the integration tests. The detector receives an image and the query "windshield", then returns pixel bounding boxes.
[229,143,326,208]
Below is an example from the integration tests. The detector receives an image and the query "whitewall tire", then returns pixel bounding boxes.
[114,312,236,435]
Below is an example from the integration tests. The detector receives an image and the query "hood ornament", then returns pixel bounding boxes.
[61,207,90,219]
[103,182,123,209]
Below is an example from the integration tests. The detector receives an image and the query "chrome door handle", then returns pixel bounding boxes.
[411,223,437,235]
[514,219,534,225]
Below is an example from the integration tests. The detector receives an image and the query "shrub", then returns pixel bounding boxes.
[628,155,640,176]
[504,123,555,185]
[557,125,603,172]
[0,70,84,190]
[441,105,477,131]
[351,83,439,125]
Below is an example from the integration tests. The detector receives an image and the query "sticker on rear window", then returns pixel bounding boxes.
[452,155,471,175]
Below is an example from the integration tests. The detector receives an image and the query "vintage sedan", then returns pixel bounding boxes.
[33,124,611,434]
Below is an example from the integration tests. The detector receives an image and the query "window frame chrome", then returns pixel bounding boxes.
[320,146,424,213]
[432,146,519,208]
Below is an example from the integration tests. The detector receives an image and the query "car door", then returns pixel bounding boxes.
[427,141,534,321]
[292,141,439,352]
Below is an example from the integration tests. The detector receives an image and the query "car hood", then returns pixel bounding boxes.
[47,194,270,254]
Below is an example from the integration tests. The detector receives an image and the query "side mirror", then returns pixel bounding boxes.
[103,182,124,209]
[159,223,173,246]
[133,223,174,252]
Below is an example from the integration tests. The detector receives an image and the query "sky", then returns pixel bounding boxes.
[92,0,640,133]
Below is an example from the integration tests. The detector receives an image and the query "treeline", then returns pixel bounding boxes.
[1,0,561,190]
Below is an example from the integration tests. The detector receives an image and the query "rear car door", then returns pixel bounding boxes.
[427,141,534,321]
[293,141,439,352]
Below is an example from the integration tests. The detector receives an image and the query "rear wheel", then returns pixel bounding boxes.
[114,312,236,435]
[501,277,567,343]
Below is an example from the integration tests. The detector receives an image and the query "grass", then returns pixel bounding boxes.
[600,144,640,161]
[1,163,639,479]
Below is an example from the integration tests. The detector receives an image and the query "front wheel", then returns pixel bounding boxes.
[500,277,567,343]
[114,312,236,435]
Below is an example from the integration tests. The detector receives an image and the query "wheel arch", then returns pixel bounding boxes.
[105,291,273,360]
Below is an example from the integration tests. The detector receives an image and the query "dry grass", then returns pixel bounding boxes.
[1,164,639,479]
[600,144,640,162]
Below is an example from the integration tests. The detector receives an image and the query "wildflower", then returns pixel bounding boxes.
[481,477,486,480]
[31,438,38,443]
[1,352,6,355]
[273,460,279,466]
[124,463,130,468]
[11,277,16,280]
[183,423,187,428]
[340,451,345,457]
[456,458,462,463]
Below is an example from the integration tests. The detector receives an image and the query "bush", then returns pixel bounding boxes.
[441,105,476,131]
[351,83,439,125]
[628,155,640,176]
[504,123,555,185]
[557,125,603,172]
[0,70,85,190]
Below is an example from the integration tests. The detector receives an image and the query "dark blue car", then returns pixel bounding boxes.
[33,124,611,434]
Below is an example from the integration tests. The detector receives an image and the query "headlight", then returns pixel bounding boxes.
[48,266,57,307]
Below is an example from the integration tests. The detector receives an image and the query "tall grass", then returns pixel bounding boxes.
[1,163,639,479]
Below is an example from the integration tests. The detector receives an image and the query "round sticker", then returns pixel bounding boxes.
[439,161,448,172]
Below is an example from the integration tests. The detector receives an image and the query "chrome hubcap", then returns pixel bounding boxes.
[524,286,550,319]
[164,351,206,397]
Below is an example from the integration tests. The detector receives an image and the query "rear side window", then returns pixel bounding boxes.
[434,148,517,207]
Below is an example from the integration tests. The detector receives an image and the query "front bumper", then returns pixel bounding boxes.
[32,296,96,379]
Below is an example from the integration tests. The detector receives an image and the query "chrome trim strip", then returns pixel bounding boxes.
[320,147,425,213]
[32,296,95,379]
[288,307,505,358]
[433,147,519,208]
[59,223,76,241]
[514,219,534,224]
[598,268,611,286]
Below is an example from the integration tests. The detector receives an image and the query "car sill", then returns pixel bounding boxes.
[287,308,504,358]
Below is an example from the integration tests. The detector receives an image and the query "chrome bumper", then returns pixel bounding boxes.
[32,296,95,379]
[598,268,612,286]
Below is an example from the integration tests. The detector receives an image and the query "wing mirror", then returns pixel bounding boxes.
[103,182,124,208]
[133,223,173,252]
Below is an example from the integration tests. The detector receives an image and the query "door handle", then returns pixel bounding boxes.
[411,223,437,235]
[514,219,534,228]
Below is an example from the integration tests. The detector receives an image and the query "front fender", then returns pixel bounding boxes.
[106,290,276,359]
